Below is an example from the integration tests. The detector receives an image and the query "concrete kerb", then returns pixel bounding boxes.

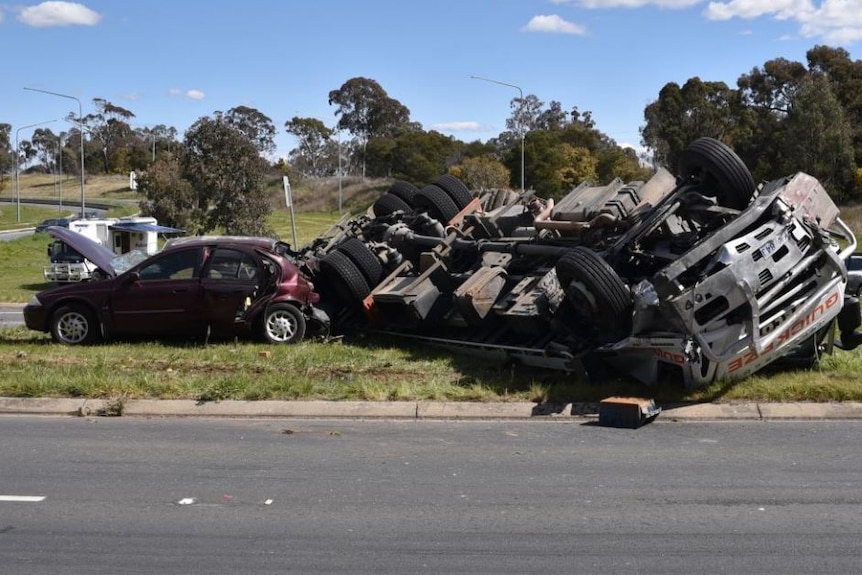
[2,397,862,421]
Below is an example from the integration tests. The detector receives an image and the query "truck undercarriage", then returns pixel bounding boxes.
[294,138,862,388]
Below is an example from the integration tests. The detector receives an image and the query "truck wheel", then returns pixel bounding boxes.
[414,184,460,223]
[260,303,306,344]
[373,193,412,217]
[433,174,473,210]
[678,137,755,210]
[556,247,632,342]
[50,304,100,345]
[320,250,371,306]
[387,181,420,206]
[337,238,383,288]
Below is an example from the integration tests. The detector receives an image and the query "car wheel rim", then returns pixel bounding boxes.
[58,312,89,344]
[266,311,296,342]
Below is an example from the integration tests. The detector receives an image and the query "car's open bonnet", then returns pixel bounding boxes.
[45,226,118,277]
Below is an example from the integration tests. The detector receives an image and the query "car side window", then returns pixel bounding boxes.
[138,248,201,281]
[204,248,259,281]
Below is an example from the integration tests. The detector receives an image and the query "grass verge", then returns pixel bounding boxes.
[1,326,862,403]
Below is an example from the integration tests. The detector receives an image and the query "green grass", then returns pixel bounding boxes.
[1,326,861,403]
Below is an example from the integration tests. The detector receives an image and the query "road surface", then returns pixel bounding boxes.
[1,417,860,574]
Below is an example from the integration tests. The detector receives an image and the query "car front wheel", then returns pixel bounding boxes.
[261,304,306,344]
[50,305,100,345]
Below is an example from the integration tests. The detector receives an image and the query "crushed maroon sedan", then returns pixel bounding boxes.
[23,229,324,345]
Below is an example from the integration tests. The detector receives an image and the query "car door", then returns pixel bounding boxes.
[108,247,204,336]
[199,247,262,334]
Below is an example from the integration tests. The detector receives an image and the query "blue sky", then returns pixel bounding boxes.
[3,0,862,160]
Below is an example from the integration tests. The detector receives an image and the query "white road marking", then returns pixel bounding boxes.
[0,495,45,502]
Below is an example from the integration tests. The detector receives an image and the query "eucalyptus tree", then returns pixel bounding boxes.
[780,75,856,201]
[328,77,410,176]
[221,105,277,155]
[285,116,334,176]
[0,123,11,192]
[641,77,742,169]
[80,98,136,174]
[182,115,272,236]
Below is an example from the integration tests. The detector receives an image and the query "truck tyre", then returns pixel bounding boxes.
[50,304,100,345]
[678,137,755,210]
[373,193,412,217]
[260,303,306,344]
[433,174,473,210]
[387,181,420,206]
[556,247,632,342]
[414,184,460,223]
[320,250,371,306]
[337,237,383,288]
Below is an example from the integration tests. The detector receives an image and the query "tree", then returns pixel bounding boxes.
[285,116,334,176]
[137,153,199,231]
[181,116,273,236]
[0,124,12,193]
[368,128,460,184]
[130,124,179,170]
[453,155,510,191]
[779,76,856,201]
[328,77,411,176]
[31,127,59,172]
[80,98,136,174]
[735,58,810,179]
[222,106,277,155]
[806,45,862,165]
[641,78,742,169]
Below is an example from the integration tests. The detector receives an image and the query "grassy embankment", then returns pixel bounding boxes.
[1,173,862,404]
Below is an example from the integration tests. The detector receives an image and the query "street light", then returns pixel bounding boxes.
[470,75,525,193]
[15,119,58,223]
[24,87,87,215]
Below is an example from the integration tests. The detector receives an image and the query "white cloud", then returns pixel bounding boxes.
[522,14,587,34]
[186,89,205,100]
[0,9,5,23]
[430,121,482,132]
[18,1,101,27]
[704,0,813,21]
[168,88,182,97]
[704,0,862,45]
[575,0,702,7]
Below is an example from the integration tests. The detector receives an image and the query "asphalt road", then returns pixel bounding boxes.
[0,304,24,327]
[1,417,860,574]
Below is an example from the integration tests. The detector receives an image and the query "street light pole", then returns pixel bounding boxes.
[24,87,86,214]
[470,75,525,193]
[15,119,58,223]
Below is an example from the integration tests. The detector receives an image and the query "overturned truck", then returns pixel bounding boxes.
[294,137,862,388]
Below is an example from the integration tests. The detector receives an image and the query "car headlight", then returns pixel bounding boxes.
[26,295,42,307]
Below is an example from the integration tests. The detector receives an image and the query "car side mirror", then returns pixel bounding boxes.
[123,271,141,284]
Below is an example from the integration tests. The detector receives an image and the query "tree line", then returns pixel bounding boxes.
[3,43,862,235]
[642,44,862,203]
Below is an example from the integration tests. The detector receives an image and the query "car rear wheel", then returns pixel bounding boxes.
[678,137,755,210]
[261,303,306,344]
[556,247,632,343]
[50,304,100,345]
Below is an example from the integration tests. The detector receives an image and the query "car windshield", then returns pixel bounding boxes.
[111,250,149,275]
